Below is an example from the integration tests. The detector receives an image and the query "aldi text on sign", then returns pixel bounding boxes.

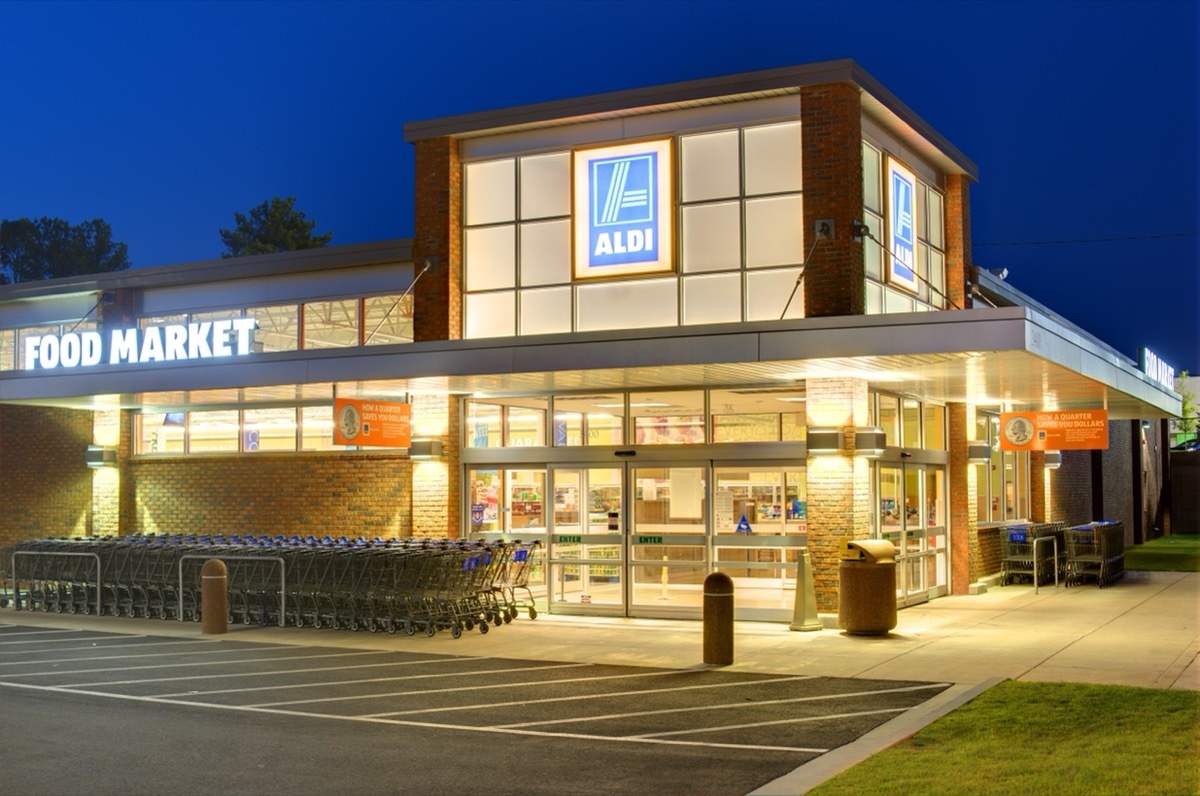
[999,409,1108,451]
[886,158,918,293]
[573,140,672,279]
[333,398,412,448]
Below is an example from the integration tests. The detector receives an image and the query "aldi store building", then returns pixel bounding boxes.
[0,60,1180,622]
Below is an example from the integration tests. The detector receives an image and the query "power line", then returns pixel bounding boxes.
[974,231,1198,247]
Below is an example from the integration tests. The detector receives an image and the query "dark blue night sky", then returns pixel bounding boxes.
[2,0,1196,370]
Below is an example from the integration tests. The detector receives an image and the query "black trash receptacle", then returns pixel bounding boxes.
[837,539,897,635]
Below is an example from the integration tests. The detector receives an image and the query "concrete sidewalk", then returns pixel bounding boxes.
[4,570,1196,689]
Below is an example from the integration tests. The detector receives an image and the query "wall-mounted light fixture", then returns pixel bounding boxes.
[1044,450,1062,469]
[854,426,886,458]
[408,439,443,461]
[807,428,843,455]
[967,442,992,464]
[85,445,117,468]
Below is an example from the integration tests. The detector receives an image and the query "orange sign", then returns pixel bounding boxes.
[999,410,1108,451]
[333,398,412,448]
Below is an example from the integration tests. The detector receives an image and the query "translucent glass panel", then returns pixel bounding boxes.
[135,405,344,455]
[519,152,570,220]
[138,413,185,454]
[303,299,359,348]
[519,287,572,336]
[878,394,900,447]
[746,268,804,321]
[363,294,413,346]
[710,387,806,442]
[301,406,339,451]
[246,305,298,352]
[924,404,946,450]
[745,195,804,267]
[902,399,920,447]
[465,399,547,447]
[862,142,882,212]
[744,122,802,196]
[519,219,570,286]
[507,404,547,447]
[465,159,515,226]
[681,130,740,202]
[465,225,516,291]
[681,201,741,273]
[576,278,677,332]
[464,291,515,338]
[682,273,741,326]
[17,325,61,369]
[466,402,503,448]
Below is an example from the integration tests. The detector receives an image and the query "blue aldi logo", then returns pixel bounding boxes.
[886,158,918,292]
[573,140,672,279]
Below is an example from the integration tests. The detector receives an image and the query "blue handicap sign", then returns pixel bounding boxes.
[736,515,753,534]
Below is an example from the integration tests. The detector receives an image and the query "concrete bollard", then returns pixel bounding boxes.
[702,571,734,665]
[200,558,228,635]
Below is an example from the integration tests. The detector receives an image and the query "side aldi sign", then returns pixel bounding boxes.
[573,140,673,279]
[886,157,918,293]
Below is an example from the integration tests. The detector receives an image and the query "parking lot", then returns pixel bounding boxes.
[0,622,951,794]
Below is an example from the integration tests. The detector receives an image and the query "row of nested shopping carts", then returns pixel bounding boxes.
[1000,520,1125,588]
[0,534,541,638]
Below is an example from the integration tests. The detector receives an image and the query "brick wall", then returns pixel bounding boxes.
[1100,421,1134,543]
[413,136,462,342]
[128,454,414,539]
[1048,448,1094,526]
[0,405,94,544]
[944,174,972,309]
[801,83,864,318]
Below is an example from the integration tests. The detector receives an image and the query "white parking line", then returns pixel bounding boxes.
[0,678,830,754]
[0,640,280,664]
[15,649,401,684]
[165,662,593,700]
[633,706,910,738]
[368,675,817,718]
[0,630,144,645]
[493,682,950,729]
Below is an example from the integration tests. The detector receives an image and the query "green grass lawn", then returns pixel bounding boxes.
[809,681,1200,796]
[1126,533,1200,572]
[809,536,1200,796]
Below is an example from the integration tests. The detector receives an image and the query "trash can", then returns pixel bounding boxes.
[837,539,897,635]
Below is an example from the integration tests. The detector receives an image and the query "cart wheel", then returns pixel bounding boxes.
[494,615,504,627]
[386,619,396,635]
[348,618,358,632]
[528,607,538,620]
[451,624,463,639]
[479,621,489,635]
[404,622,415,636]
[425,623,436,638]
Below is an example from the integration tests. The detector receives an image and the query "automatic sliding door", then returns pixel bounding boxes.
[548,468,624,613]
[630,466,707,617]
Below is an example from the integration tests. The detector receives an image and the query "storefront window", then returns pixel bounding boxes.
[902,399,920,447]
[0,329,14,371]
[363,294,413,346]
[303,299,359,348]
[924,404,946,450]
[243,407,297,452]
[552,394,624,446]
[466,402,503,448]
[187,410,240,453]
[246,304,299,352]
[301,406,339,451]
[632,390,705,445]
[507,403,546,447]
[879,394,900,446]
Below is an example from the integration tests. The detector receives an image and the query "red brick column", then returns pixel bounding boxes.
[944,174,972,309]
[801,83,865,318]
[947,403,975,593]
[413,136,462,342]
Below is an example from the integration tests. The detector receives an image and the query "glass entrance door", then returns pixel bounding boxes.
[547,467,624,614]
[878,464,947,605]
[713,467,808,620]
[629,466,708,618]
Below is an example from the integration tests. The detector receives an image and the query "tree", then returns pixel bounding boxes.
[0,217,131,283]
[1176,370,1197,436]
[219,196,333,258]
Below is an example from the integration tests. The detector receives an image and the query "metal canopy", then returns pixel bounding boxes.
[0,306,1180,420]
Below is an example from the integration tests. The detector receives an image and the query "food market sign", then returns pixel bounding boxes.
[23,320,258,370]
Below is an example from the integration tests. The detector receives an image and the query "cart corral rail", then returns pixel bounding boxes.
[1,535,541,639]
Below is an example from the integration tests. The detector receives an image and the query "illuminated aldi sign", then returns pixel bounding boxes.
[886,157,918,293]
[573,139,672,279]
